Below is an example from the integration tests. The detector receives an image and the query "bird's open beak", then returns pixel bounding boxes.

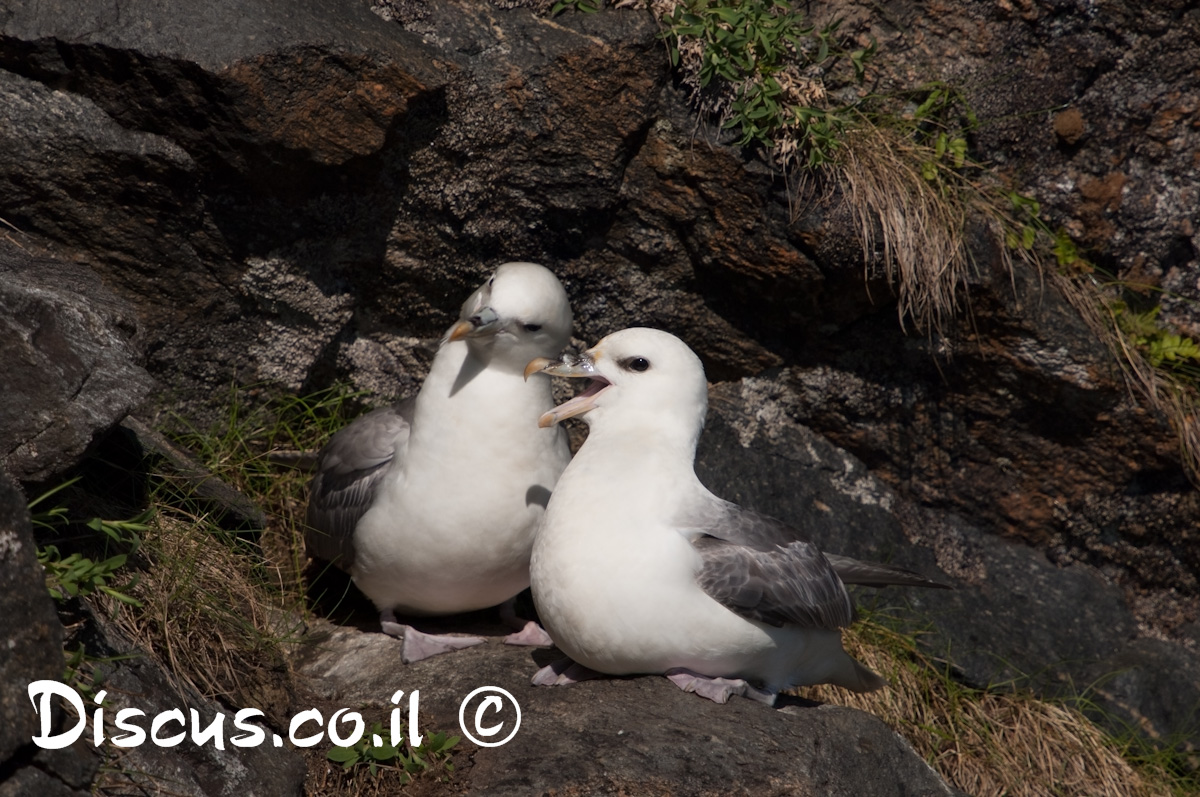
[527,353,610,427]
[446,306,501,342]
[523,357,557,381]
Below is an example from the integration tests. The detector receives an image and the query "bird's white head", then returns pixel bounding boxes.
[443,262,573,371]
[528,327,709,444]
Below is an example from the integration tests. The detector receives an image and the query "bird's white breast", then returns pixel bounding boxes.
[354,342,568,615]
[531,437,780,676]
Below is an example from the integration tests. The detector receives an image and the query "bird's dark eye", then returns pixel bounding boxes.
[488,276,495,287]
[622,356,650,372]
[523,323,542,333]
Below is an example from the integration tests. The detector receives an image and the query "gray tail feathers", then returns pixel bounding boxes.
[823,554,952,590]
[830,656,889,693]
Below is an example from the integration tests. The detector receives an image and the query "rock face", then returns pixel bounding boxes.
[77,615,309,797]
[0,472,66,768]
[697,383,1200,751]
[295,625,963,797]
[0,0,446,401]
[0,242,156,483]
[793,0,1200,635]
[1,0,1198,790]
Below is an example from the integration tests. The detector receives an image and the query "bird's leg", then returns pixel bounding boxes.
[531,657,602,686]
[379,609,486,664]
[664,668,777,706]
[499,597,554,647]
[379,608,407,637]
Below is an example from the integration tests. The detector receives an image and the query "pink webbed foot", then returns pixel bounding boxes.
[503,620,554,647]
[664,668,777,705]
[498,597,554,647]
[531,657,603,686]
[379,610,486,664]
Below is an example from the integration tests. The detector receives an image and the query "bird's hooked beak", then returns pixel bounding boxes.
[525,352,610,428]
[445,306,502,343]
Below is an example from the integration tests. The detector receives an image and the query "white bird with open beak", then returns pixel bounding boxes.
[525,327,947,704]
[305,262,572,662]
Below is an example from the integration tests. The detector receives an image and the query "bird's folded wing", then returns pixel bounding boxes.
[304,399,414,568]
[676,494,804,552]
[691,535,854,630]
[821,553,951,589]
[680,494,950,590]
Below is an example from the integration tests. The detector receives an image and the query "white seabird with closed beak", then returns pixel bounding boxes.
[305,262,572,662]
[526,327,948,704]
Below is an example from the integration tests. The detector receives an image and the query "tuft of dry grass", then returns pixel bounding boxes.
[801,617,1184,797]
[1053,272,1200,482]
[93,384,373,718]
[100,507,302,717]
[167,383,373,597]
[829,123,983,336]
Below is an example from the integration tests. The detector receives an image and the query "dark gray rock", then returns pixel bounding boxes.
[295,625,963,797]
[1079,636,1200,750]
[697,378,1200,751]
[697,380,945,582]
[74,614,307,797]
[0,66,201,279]
[920,511,1200,751]
[0,471,65,764]
[0,241,155,483]
[0,746,97,797]
[0,0,450,408]
[0,0,441,77]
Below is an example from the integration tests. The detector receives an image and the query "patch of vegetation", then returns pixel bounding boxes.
[99,384,374,706]
[28,385,385,794]
[550,0,603,14]
[802,607,1197,797]
[1112,303,1200,372]
[30,478,148,608]
[167,382,372,594]
[327,722,459,783]
[38,545,141,606]
[658,0,874,168]
[28,480,150,708]
[59,645,138,707]
[647,0,1200,477]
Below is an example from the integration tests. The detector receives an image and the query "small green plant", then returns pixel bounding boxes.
[909,83,975,177]
[1004,190,1043,252]
[1112,303,1200,371]
[59,645,137,706]
[63,644,104,703]
[29,480,150,608]
[660,0,874,166]
[327,722,402,777]
[550,0,603,14]
[327,722,459,782]
[28,477,80,531]
[38,546,143,606]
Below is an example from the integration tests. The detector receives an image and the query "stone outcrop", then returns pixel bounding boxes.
[0,242,155,483]
[0,472,67,775]
[295,624,964,797]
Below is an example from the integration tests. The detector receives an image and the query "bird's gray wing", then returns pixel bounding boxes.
[304,399,414,569]
[678,494,798,551]
[679,494,950,590]
[692,534,854,630]
[821,553,950,589]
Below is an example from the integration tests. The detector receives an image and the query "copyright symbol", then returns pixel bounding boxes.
[458,686,521,748]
